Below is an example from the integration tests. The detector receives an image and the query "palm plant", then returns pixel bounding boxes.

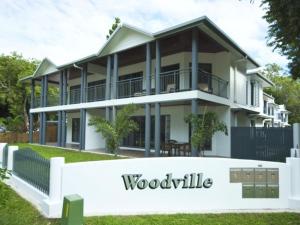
[185,108,228,156]
[88,104,139,156]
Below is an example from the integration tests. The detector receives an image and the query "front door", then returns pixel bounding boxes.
[72,118,80,143]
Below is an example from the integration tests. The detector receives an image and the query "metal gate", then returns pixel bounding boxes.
[231,127,293,162]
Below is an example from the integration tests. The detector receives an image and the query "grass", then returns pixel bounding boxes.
[0,182,59,225]
[14,143,121,163]
[1,182,300,225]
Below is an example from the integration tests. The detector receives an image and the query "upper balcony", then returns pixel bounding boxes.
[40,68,228,107]
[32,68,228,108]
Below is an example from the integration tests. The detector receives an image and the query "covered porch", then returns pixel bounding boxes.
[82,99,231,158]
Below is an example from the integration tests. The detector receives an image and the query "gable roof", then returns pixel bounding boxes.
[97,23,154,56]
[33,58,58,77]
[20,58,59,82]
[49,16,261,71]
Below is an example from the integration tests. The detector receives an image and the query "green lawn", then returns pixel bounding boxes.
[15,143,121,163]
[1,182,300,225]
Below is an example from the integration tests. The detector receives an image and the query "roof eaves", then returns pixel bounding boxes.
[248,72,274,86]
[153,16,207,37]
[57,53,98,69]
[201,18,260,67]
[122,23,154,37]
[19,75,34,82]
[154,16,260,68]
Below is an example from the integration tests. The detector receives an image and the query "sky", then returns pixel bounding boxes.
[0,0,289,69]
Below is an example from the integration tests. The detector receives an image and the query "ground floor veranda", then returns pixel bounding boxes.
[30,100,257,158]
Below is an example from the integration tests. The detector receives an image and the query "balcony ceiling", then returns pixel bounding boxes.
[90,28,228,68]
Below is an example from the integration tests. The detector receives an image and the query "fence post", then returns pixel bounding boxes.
[293,123,300,148]
[7,146,18,170]
[0,143,7,166]
[49,157,65,202]
[286,157,300,208]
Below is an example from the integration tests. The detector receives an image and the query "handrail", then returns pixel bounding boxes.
[117,76,143,83]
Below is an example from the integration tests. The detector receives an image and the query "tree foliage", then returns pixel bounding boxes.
[263,63,300,124]
[88,104,139,155]
[185,109,227,156]
[261,0,300,79]
[0,52,39,132]
[106,17,121,39]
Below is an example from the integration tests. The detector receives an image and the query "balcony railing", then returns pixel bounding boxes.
[32,68,229,107]
[69,88,81,104]
[196,70,228,98]
[87,84,106,102]
[118,77,144,98]
[160,70,180,93]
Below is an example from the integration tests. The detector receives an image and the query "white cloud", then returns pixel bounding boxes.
[0,0,289,69]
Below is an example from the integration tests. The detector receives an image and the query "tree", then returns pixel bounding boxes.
[88,104,139,156]
[261,0,300,79]
[0,52,39,132]
[106,17,121,39]
[263,63,300,124]
[242,0,300,79]
[184,109,227,156]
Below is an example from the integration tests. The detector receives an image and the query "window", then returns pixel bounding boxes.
[264,100,267,114]
[88,79,106,87]
[250,120,256,127]
[250,82,255,106]
[72,118,80,143]
[119,71,143,81]
[246,81,248,105]
[122,115,171,148]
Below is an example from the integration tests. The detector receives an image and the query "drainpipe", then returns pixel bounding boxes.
[73,63,83,71]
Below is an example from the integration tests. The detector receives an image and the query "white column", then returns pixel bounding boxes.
[293,123,300,148]
[0,143,7,164]
[286,157,300,209]
[7,146,19,170]
[49,157,65,202]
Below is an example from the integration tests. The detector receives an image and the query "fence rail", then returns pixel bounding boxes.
[13,148,50,195]
[231,127,293,162]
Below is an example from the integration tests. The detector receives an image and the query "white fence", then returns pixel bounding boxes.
[1,144,300,218]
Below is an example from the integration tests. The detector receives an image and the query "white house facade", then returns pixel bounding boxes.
[23,16,288,157]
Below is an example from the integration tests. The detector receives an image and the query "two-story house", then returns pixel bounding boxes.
[22,16,278,157]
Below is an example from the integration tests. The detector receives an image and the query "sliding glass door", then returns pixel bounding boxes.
[122,115,170,148]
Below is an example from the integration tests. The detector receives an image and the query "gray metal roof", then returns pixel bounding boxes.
[30,16,262,76]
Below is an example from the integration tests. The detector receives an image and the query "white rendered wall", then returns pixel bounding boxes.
[235,66,247,105]
[235,111,251,127]
[85,109,106,150]
[60,157,290,216]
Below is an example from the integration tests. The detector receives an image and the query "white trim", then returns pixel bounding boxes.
[30,90,231,113]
